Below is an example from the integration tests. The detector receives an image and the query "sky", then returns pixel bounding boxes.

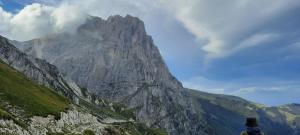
[0,0,300,106]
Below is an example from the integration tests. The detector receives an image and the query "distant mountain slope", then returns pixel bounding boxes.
[188,89,300,135]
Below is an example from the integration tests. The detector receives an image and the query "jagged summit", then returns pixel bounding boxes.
[78,15,147,44]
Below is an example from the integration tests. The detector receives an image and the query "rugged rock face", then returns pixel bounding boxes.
[16,15,214,135]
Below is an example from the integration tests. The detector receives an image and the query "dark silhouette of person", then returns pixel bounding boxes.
[240,117,264,135]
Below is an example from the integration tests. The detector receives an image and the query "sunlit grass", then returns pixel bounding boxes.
[0,61,69,118]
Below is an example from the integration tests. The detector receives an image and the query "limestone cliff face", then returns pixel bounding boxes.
[17,15,214,135]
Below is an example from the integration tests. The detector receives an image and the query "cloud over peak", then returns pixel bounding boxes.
[0,2,86,41]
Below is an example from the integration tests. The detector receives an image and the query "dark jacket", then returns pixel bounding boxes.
[240,127,264,135]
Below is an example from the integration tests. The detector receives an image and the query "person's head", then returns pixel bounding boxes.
[245,117,258,127]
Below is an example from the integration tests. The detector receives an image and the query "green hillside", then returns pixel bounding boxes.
[0,61,69,119]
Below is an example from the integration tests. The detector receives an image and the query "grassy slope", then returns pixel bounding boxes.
[0,61,69,118]
[189,89,246,134]
[0,107,10,119]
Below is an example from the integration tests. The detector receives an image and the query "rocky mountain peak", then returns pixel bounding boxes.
[78,15,147,45]
[15,15,212,135]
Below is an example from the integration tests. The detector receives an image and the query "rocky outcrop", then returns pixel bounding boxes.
[16,15,215,135]
[29,108,106,135]
[0,107,106,135]
[0,120,30,135]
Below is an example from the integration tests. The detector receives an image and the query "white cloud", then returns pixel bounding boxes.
[292,41,300,49]
[182,76,228,94]
[156,0,300,60]
[0,0,162,41]
[0,7,12,34]
[232,85,298,97]
[230,33,279,55]
[61,0,160,19]
[0,2,86,41]
[33,0,61,5]
[234,87,258,94]
[238,33,278,49]
[9,4,54,40]
[183,75,300,96]
[50,2,85,32]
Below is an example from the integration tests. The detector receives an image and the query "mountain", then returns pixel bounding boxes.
[13,15,300,135]
[188,89,300,135]
[0,35,167,135]
[15,15,214,135]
